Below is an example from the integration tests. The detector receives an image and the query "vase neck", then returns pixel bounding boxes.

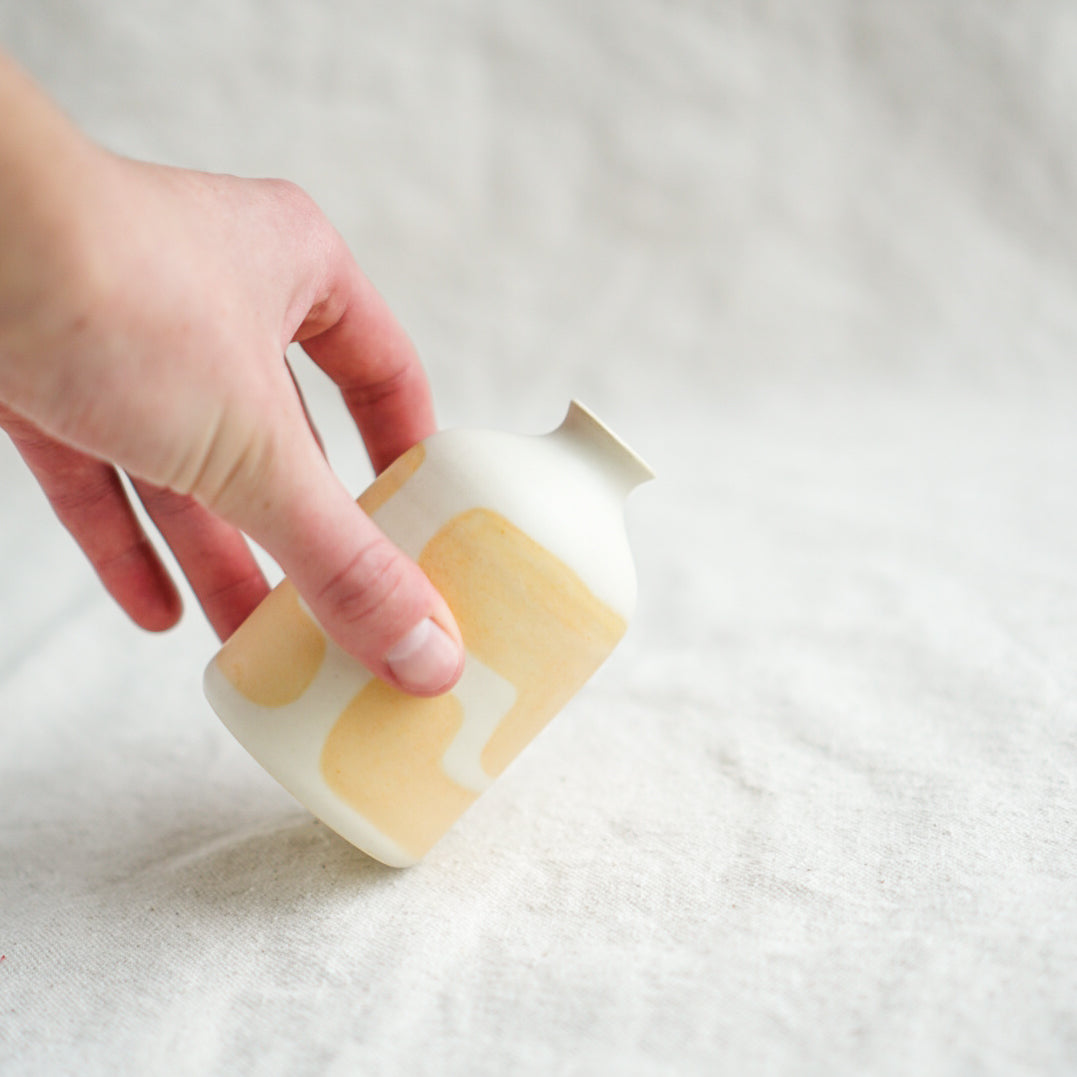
[551,400,654,496]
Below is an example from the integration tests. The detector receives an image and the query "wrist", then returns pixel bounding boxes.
[0,55,112,370]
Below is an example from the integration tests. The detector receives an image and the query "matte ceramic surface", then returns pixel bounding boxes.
[204,401,653,866]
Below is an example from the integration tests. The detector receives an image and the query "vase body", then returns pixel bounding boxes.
[203,400,652,867]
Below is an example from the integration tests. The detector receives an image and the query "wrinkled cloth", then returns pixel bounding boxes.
[2,2,1076,1074]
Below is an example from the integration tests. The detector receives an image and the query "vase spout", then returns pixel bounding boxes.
[556,399,655,494]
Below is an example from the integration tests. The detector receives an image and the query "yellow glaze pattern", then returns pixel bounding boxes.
[358,442,425,516]
[321,681,474,859]
[425,509,626,778]
[320,507,626,858]
[216,582,326,707]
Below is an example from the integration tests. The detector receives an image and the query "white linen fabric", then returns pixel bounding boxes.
[1,2,1075,1073]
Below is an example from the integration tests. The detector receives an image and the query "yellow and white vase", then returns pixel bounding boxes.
[203,400,653,866]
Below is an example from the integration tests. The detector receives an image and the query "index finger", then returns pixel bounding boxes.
[295,242,437,474]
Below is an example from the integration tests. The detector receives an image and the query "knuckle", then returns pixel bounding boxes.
[316,536,412,635]
[200,437,267,516]
[266,178,320,224]
[49,470,118,518]
[136,484,197,522]
[341,362,418,414]
[165,411,274,519]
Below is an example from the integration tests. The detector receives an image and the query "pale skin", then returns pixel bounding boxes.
[0,54,464,696]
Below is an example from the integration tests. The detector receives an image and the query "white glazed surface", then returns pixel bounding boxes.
[3,4,1076,1075]
[380,407,641,617]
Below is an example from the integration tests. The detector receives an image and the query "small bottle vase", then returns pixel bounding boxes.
[203,400,653,866]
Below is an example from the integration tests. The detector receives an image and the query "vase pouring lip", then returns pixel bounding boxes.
[556,399,655,491]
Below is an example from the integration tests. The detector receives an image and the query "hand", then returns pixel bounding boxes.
[0,57,463,696]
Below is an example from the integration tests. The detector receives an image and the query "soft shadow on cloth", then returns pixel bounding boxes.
[4,781,399,915]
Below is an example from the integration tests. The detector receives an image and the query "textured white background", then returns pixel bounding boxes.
[2,2,1076,1073]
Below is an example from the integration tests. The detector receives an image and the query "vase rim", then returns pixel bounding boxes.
[559,399,655,489]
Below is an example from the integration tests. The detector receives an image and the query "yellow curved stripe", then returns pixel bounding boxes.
[319,507,625,859]
[422,510,626,779]
[321,680,474,859]
[358,442,425,516]
[216,582,327,707]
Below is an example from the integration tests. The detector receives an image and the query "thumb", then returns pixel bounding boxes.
[198,407,464,697]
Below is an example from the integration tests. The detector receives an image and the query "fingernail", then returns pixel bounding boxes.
[385,618,462,694]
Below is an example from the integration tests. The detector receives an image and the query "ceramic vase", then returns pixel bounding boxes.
[203,400,653,867]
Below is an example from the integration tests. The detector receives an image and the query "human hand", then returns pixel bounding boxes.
[0,58,463,696]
